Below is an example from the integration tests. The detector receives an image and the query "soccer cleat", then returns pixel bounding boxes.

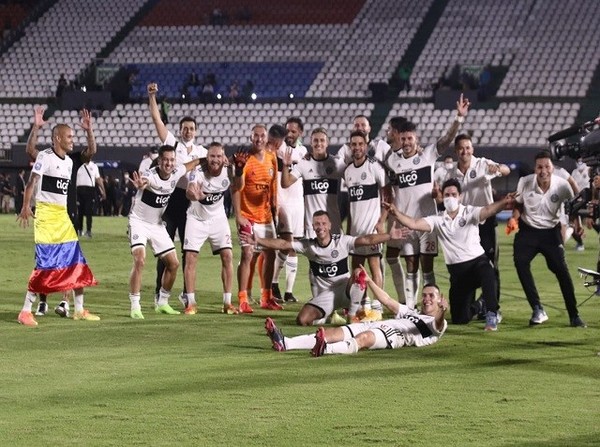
[73,309,101,321]
[239,301,254,314]
[329,311,347,326]
[260,298,283,311]
[283,292,298,303]
[55,301,70,318]
[271,283,283,303]
[360,309,383,322]
[570,316,587,328]
[265,317,286,351]
[310,327,327,357]
[18,310,38,327]
[575,244,585,252]
[35,301,48,316]
[155,304,181,315]
[130,309,145,319]
[222,304,239,315]
[178,293,189,309]
[484,311,499,331]
[529,306,548,325]
[183,304,197,315]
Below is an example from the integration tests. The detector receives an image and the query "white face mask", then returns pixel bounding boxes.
[444,162,454,170]
[443,196,460,212]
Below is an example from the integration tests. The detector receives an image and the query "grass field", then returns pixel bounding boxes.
[1,214,599,447]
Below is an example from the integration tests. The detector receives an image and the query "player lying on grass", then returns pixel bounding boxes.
[264,266,448,356]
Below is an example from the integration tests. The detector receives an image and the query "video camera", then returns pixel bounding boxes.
[549,121,600,220]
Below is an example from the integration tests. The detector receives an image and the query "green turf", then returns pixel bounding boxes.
[1,215,599,446]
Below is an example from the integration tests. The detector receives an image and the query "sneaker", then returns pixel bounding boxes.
[361,309,383,322]
[239,301,254,314]
[283,292,298,303]
[84,231,92,238]
[311,327,327,357]
[265,317,286,351]
[222,304,239,315]
[575,244,585,252]
[570,316,587,328]
[130,309,145,319]
[484,311,499,331]
[73,309,100,321]
[329,311,347,326]
[271,283,283,303]
[178,292,189,309]
[18,310,38,327]
[260,298,283,311]
[472,297,486,320]
[54,301,70,318]
[496,310,503,324]
[35,301,48,316]
[183,304,197,315]
[155,303,180,315]
[529,306,548,325]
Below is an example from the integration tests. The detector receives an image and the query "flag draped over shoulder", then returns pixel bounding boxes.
[28,202,97,293]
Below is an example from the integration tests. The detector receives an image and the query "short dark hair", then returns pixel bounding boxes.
[454,133,472,147]
[313,210,330,219]
[389,116,408,132]
[268,124,287,139]
[179,116,197,129]
[398,120,417,133]
[422,283,441,294]
[349,130,368,142]
[535,150,552,161]
[441,178,461,194]
[286,116,304,132]
[207,141,224,151]
[353,114,369,122]
[311,127,328,137]
[158,144,176,157]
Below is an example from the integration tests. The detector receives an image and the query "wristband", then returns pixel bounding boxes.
[455,114,465,124]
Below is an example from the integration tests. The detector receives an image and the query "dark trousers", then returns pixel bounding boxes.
[513,220,579,320]
[447,255,498,324]
[479,216,500,301]
[77,186,96,233]
[155,187,188,295]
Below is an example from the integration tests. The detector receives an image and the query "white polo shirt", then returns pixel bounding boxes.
[515,174,574,229]
[423,204,485,265]
[449,156,500,206]
[339,138,390,165]
[76,161,100,188]
[164,130,207,189]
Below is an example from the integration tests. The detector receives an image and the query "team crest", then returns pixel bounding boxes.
[469,170,476,179]
[458,218,466,227]
[171,180,176,188]
[34,162,42,170]
[331,249,339,258]
[361,172,367,180]
[550,193,559,203]
[413,156,421,165]
[222,179,229,187]
[132,234,139,240]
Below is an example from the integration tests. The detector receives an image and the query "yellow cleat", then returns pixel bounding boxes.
[73,309,101,321]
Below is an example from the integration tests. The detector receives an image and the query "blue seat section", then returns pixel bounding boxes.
[128,62,324,99]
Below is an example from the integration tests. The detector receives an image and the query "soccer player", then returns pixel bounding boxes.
[17,114,99,327]
[182,142,237,315]
[127,145,202,319]
[281,127,346,238]
[343,130,389,321]
[231,124,281,313]
[338,114,391,164]
[264,267,447,356]
[147,83,207,303]
[271,117,308,303]
[383,94,470,309]
[240,210,407,326]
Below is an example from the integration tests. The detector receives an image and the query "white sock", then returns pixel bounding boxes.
[186,292,196,305]
[22,291,37,312]
[387,257,406,303]
[129,293,141,311]
[284,334,317,350]
[273,251,286,284]
[285,256,298,293]
[348,283,365,317]
[325,338,359,355]
[371,299,383,312]
[74,294,84,313]
[223,292,232,306]
[405,272,418,309]
[157,287,170,306]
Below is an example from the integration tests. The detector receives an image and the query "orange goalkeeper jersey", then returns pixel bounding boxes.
[240,150,277,224]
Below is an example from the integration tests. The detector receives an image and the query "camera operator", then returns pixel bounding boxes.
[508,150,586,328]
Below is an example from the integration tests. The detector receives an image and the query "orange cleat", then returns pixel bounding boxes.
[260,298,283,311]
[239,301,254,314]
[18,310,38,327]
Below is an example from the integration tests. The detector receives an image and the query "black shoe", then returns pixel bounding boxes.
[271,283,283,303]
[471,298,486,320]
[570,316,587,328]
[35,301,48,316]
[283,292,298,303]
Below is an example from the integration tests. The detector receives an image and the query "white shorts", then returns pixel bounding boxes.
[387,229,437,256]
[306,276,350,319]
[278,202,305,238]
[350,242,383,257]
[128,216,175,257]
[184,214,232,254]
[238,221,276,251]
[344,321,406,349]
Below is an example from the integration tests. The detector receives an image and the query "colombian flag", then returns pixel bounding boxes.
[28,202,98,293]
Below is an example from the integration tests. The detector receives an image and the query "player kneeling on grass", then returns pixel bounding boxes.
[265,266,448,356]
[127,145,201,319]
[240,210,408,326]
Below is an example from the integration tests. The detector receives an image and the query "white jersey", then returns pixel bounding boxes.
[32,148,72,206]
[292,233,356,295]
[383,305,446,347]
[385,143,438,218]
[277,142,307,205]
[344,156,387,235]
[571,166,590,191]
[138,156,154,175]
[423,204,485,264]
[186,166,231,221]
[339,138,390,165]
[76,161,100,187]
[448,156,500,207]
[164,130,207,189]
[129,165,187,224]
[290,154,346,237]
[433,165,451,188]
[516,174,574,229]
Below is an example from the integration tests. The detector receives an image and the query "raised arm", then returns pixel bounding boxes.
[280,147,299,188]
[78,109,96,162]
[384,202,432,232]
[148,83,168,143]
[26,106,46,161]
[359,266,401,315]
[436,94,470,152]
[479,192,518,222]
[240,229,293,251]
